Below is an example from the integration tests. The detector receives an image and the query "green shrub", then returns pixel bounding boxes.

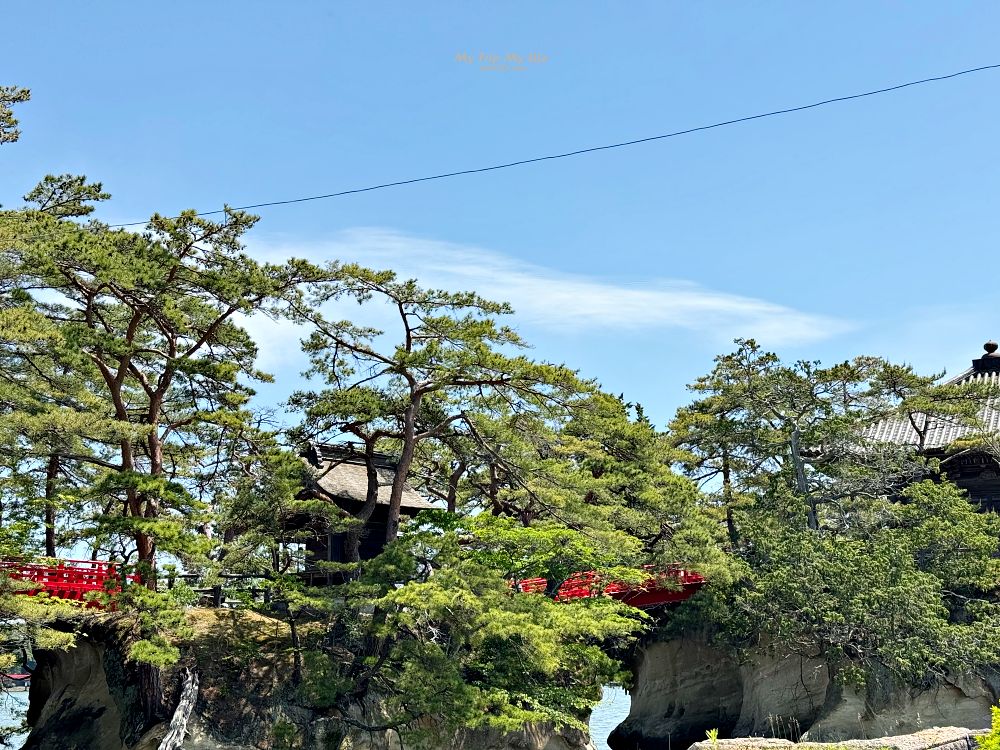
[977,705,1000,750]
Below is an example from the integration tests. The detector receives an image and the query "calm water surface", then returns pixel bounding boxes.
[590,685,630,750]
[0,691,28,748]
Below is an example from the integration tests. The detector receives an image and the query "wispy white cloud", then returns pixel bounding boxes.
[250,228,852,349]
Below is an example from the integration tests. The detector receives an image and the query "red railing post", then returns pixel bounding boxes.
[0,557,135,609]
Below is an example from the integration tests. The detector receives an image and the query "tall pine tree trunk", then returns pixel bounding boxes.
[345,443,381,565]
[385,401,419,545]
[446,461,465,514]
[789,427,817,530]
[137,430,165,588]
[43,453,59,557]
[721,448,739,547]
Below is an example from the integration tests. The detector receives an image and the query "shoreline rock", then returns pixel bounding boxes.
[688,726,986,750]
[609,638,995,750]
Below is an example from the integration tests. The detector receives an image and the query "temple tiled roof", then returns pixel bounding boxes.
[866,342,1000,450]
[302,443,436,510]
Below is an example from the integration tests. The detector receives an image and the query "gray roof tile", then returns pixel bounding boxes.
[308,451,437,511]
[866,368,1000,450]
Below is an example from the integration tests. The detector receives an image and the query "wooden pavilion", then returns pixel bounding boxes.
[296,443,437,570]
[868,340,1000,511]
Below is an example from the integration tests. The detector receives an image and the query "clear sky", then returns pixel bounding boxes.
[3,2,1000,427]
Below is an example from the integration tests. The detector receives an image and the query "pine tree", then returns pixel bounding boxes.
[2,186,323,577]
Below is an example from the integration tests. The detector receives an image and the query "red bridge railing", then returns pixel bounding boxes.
[2,558,705,611]
[516,566,706,609]
[0,558,139,608]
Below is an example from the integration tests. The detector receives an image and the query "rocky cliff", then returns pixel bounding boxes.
[21,610,597,750]
[21,618,164,750]
[609,637,996,750]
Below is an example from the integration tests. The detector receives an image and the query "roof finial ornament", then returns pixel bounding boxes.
[972,341,1000,371]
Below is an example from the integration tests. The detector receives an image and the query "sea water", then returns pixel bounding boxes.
[590,685,630,750]
[0,690,28,748]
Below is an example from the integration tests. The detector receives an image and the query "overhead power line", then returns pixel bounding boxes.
[7,62,1000,234]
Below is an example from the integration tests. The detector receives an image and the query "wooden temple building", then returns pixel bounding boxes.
[297,443,436,568]
[290,443,708,606]
[868,340,1000,512]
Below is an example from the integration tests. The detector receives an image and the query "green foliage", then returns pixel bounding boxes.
[301,519,647,737]
[271,720,300,750]
[289,265,592,553]
[976,705,1000,750]
[0,177,324,566]
[672,339,1000,687]
[0,85,30,145]
[11,92,1000,744]
[893,481,1000,590]
[267,273,727,735]
[299,649,351,708]
[117,584,192,667]
[731,519,979,684]
[23,174,110,217]
[0,99,720,735]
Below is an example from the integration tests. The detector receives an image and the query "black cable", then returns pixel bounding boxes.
[5,62,1000,234]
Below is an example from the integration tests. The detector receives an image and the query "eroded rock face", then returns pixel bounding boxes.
[609,638,743,750]
[23,637,148,750]
[133,715,596,750]
[806,675,993,741]
[23,617,598,750]
[609,637,995,750]
[733,649,829,738]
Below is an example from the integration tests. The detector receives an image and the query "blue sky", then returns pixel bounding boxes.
[3,2,1000,427]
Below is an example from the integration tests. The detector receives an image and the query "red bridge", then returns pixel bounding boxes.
[2,558,705,611]
[0,558,138,607]
[517,567,706,609]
